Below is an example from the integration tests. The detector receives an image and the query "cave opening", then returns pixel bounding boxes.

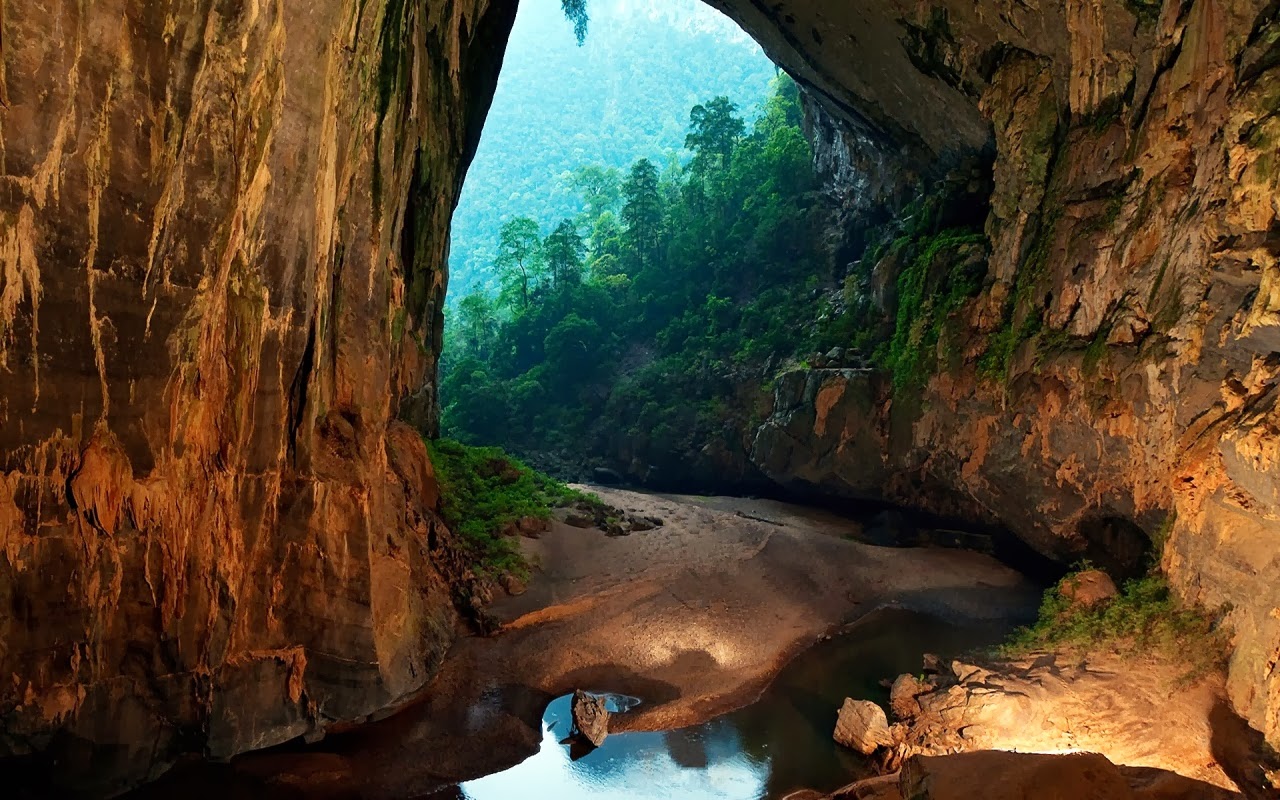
[7,0,1276,793]
[438,0,795,494]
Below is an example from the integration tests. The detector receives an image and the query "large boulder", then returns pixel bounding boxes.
[834,751,1237,800]
[833,698,893,755]
[1059,569,1120,609]
[571,690,610,747]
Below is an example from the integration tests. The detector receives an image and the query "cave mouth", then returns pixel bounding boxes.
[435,0,1048,573]
[439,0,795,486]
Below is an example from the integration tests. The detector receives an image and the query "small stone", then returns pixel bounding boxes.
[1059,569,1119,609]
[571,690,610,747]
[500,573,526,596]
[833,698,893,754]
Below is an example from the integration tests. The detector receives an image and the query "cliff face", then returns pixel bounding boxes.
[738,0,1280,750]
[1,0,1278,790]
[0,0,516,790]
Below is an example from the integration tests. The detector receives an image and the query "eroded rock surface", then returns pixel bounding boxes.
[833,751,1240,800]
[740,0,1280,751]
[2,0,1279,788]
[0,0,518,791]
[571,690,610,747]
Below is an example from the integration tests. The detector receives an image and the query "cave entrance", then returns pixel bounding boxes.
[439,0,828,492]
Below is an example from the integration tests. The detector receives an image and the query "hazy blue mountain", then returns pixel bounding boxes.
[447,0,778,299]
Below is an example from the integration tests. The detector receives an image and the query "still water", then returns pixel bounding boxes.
[445,609,1010,800]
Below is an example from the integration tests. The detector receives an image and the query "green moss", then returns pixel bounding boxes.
[885,228,988,392]
[427,438,601,578]
[1082,319,1112,376]
[1003,568,1229,684]
[1151,510,1177,553]
[978,207,1061,381]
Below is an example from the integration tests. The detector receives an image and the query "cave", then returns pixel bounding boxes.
[1,0,1278,796]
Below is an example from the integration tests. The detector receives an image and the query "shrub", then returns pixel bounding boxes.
[427,438,600,577]
[1003,568,1230,684]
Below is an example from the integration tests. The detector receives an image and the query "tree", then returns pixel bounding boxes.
[685,96,745,177]
[587,211,625,279]
[494,216,544,309]
[543,219,586,290]
[570,165,622,224]
[622,158,664,274]
[544,313,607,387]
[455,292,498,358]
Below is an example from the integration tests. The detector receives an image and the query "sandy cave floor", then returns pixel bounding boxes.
[126,488,1267,799]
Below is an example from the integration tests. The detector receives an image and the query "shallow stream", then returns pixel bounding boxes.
[438,608,1011,800]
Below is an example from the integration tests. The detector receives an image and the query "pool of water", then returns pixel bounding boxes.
[438,608,1012,800]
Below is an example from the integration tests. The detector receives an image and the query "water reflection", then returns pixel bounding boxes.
[458,694,770,799]
[454,610,1010,800]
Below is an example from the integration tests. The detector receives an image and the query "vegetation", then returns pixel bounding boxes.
[427,438,598,577]
[441,77,834,461]
[1004,567,1230,683]
[450,0,778,298]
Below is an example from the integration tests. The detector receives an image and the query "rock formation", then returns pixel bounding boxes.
[570,690,610,747]
[1,0,1278,790]
[0,0,518,791]
[833,698,893,755]
[833,751,1240,800]
[734,0,1280,753]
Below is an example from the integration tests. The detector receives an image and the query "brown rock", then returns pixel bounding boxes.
[571,690,610,747]
[889,674,930,721]
[900,751,1136,800]
[834,698,893,755]
[1059,569,1120,609]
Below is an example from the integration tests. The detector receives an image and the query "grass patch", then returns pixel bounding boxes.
[427,438,600,578]
[1003,568,1230,683]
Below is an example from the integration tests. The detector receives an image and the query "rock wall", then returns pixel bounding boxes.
[742,0,1280,750]
[1,0,1277,788]
[0,0,517,791]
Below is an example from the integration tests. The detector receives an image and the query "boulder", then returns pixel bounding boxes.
[571,690,610,747]
[561,511,595,528]
[889,674,930,720]
[834,698,893,754]
[1059,569,1119,609]
[900,751,1135,800]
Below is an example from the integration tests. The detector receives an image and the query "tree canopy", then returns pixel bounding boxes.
[439,78,841,466]
[448,0,778,299]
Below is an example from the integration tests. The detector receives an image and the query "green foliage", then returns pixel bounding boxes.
[449,0,777,297]
[440,77,827,463]
[686,97,746,177]
[1004,568,1230,683]
[560,0,589,44]
[427,438,596,576]
[979,207,1061,381]
[884,228,987,392]
[495,216,546,310]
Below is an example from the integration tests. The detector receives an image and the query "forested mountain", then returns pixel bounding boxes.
[440,79,839,473]
[448,0,778,297]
